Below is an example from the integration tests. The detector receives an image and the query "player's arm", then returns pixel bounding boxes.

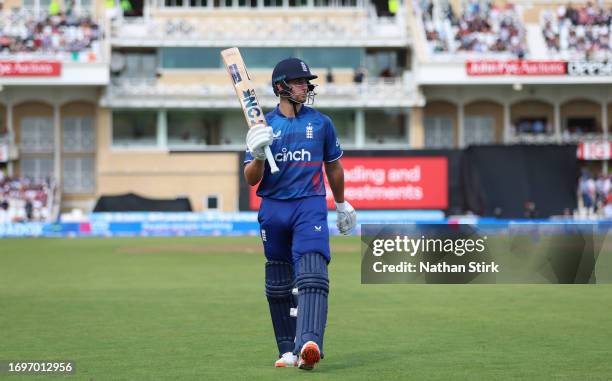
[324,160,344,203]
[244,159,265,186]
[326,159,356,235]
[323,118,355,235]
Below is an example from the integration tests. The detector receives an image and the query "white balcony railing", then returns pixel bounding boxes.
[508,132,609,144]
[110,9,408,47]
[102,76,423,108]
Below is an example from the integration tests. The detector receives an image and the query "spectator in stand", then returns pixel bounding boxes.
[578,170,597,216]
[0,198,8,223]
[379,67,394,78]
[493,207,502,217]
[532,120,545,134]
[524,201,537,219]
[604,190,612,218]
[66,0,76,16]
[388,0,399,17]
[580,171,589,204]
[353,67,367,83]
[48,0,61,16]
[586,175,596,212]
[25,199,33,221]
[326,68,334,84]
[595,173,609,207]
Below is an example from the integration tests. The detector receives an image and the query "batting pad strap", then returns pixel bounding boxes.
[295,253,329,292]
[265,261,294,298]
[295,274,329,293]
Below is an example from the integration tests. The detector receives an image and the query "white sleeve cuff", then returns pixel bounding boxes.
[325,151,344,163]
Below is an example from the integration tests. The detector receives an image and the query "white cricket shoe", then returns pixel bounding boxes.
[297,341,321,371]
[274,352,298,368]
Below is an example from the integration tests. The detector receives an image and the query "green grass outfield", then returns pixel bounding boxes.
[1,236,611,381]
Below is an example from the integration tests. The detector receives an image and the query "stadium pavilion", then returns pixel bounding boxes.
[0,0,611,214]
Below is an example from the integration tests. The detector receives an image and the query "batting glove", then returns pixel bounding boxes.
[335,201,356,235]
[246,124,273,160]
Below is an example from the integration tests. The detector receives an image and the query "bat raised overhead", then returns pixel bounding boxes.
[220,47,279,174]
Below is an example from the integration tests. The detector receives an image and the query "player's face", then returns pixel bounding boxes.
[287,78,309,103]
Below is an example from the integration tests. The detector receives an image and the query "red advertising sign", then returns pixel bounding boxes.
[249,157,448,210]
[577,142,611,160]
[0,61,62,77]
[466,60,566,76]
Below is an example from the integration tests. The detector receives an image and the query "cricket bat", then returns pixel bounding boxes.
[221,47,279,174]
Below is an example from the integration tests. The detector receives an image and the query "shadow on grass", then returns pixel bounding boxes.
[322,348,407,373]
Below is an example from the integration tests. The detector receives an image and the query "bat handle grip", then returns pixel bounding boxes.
[264,146,279,174]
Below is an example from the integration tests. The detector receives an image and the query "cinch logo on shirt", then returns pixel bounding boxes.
[275,148,312,162]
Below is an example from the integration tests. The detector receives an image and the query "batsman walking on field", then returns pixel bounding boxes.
[243,57,357,370]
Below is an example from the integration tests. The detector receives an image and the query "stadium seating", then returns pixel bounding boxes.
[419,0,527,56]
[0,10,102,60]
[112,11,404,43]
[541,3,612,61]
[0,175,57,223]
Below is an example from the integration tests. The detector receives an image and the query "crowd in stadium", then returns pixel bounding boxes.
[579,170,612,218]
[421,0,449,53]
[0,173,53,223]
[542,2,612,60]
[0,8,101,59]
[421,0,527,56]
[514,119,552,135]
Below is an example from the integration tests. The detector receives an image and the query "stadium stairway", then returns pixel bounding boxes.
[526,23,549,59]
[406,0,429,62]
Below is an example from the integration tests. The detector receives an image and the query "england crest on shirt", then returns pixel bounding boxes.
[306,123,313,139]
